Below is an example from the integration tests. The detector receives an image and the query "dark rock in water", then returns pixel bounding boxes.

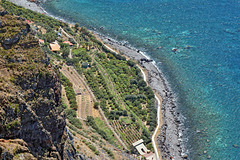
[196,129,201,133]
[140,58,153,62]
[182,154,188,159]
[172,48,178,52]
[233,144,239,148]
[185,45,191,49]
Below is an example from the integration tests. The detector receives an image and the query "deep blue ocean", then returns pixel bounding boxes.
[42,0,240,159]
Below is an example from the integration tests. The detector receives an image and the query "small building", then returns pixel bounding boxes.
[73,86,81,95]
[58,32,62,37]
[39,39,44,44]
[49,43,60,52]
[144,152,156,160]
[81,62,89,68]
[132,139,148,155]
[63,41,73,46]
[26,20,34,24]
[132,139,156,160]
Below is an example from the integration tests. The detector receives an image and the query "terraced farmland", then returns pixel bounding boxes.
[60,64,100,119]
[110,120,142,147]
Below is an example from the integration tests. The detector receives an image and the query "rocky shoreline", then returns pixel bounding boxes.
[95,35,186,160]
[8,0,45,14]
[6,0,186,159]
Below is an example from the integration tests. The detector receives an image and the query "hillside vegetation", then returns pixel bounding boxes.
[0,11,73,159]
[1,0,158,158]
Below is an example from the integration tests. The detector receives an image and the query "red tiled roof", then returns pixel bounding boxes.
[143,152,154,158]
[63,41,73,46]
[26,20,34,24]
[39,39,44,43]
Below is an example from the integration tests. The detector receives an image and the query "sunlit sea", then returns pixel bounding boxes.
[42,0,240,159]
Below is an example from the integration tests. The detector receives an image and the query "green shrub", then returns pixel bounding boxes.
[94,150,99,155]
[103,147,115,159]
[61,73,78,110]
[93,102,99,109]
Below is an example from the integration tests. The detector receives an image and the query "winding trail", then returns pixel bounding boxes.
[152,95,162,160]
[59,27,79,48]
[140,66,162,160]
[100,38,163,159]
[138,65,147,82]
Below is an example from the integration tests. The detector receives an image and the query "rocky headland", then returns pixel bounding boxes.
[0,12,77,159]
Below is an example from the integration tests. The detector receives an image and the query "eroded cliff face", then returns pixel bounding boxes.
[0,12,69,159]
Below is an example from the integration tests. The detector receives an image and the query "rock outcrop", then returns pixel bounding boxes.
[0,139,36,159]
[0,12,76,160]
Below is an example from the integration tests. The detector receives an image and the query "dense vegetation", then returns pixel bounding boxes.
[65,108,82,129]
[1,0,158,150]
[1,1,64,28]
[86,116,115,143]
[61,73,82,129]
[61,73,78,110]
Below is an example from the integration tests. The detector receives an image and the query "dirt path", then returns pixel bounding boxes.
[152,94,163,160]
[59,27,78,45]
[60,64,95,119]
[138,65,163,160]
[69,48,72,58]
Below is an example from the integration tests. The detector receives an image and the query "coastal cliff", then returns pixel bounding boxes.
[0,12,76,159]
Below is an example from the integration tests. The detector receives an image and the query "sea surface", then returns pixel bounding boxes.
[42,0,240,159]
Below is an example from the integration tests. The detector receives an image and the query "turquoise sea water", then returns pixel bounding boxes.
[42,0,240,159]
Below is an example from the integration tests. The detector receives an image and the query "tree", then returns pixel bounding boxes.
[75,23,79,30]
[62,47,69,59]
[132,116,136,122]
[94,102,99,109]
[123,110,128,116]
[136,123,140,130]
[44,31,57,43]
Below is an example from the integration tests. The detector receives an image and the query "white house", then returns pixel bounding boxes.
[132,139,156,160]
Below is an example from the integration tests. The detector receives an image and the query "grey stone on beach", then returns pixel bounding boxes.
[8,0,45,14]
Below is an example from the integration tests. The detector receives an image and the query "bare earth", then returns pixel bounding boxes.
[60,64,99,119]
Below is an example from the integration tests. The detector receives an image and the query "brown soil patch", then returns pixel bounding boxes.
[61,85,70,108]
[60,63,100,119]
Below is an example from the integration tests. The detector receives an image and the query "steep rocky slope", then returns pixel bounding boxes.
[0,12,73,159]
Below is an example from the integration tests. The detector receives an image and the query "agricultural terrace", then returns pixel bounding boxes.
[2,1,158,151]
